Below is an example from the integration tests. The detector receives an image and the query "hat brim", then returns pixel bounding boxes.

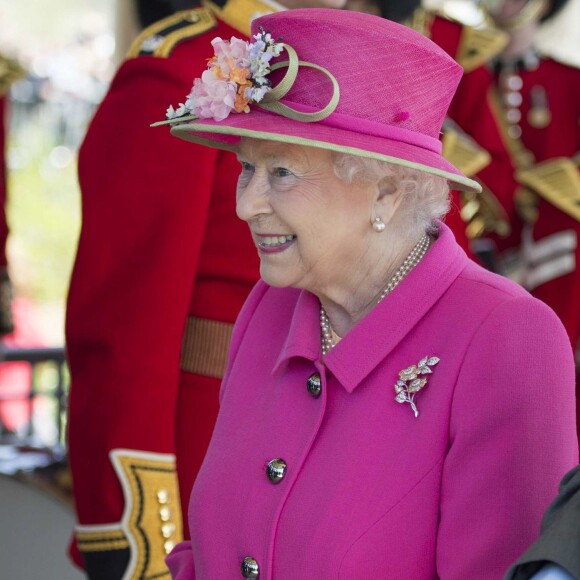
[170,108,482,193]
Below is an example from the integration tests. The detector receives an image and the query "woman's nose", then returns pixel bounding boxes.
[236,175,271,222]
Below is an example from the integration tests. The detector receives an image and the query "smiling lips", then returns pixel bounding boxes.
[256,234,296,254]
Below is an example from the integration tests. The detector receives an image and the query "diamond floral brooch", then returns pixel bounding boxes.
[394,356,440,417]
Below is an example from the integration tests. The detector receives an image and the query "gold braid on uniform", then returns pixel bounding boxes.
[126,7,217,59]
[488,74,580,225]
[455,25,509,73]
[203,0,280,37]
[442,121,510,239]
[517,159,580,223]
[125,0,280,60]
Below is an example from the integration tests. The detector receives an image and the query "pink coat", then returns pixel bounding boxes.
[168,224,578,579]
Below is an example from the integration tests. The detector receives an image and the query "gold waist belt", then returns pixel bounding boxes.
[180,317,234,379]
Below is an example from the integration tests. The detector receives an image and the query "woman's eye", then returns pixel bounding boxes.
[240,161,254,172]
[273,167,292,177]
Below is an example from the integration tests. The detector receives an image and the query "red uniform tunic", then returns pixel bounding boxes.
[508,58,580,346]
[486,52,580,432]
[448,65,520,245]
[65,3,271,577]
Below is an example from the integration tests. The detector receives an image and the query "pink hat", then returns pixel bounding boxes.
[160,8,481,193]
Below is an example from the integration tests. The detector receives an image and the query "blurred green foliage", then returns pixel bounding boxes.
[7,127,81,304]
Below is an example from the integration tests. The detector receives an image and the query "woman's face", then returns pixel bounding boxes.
[236,139,377,296]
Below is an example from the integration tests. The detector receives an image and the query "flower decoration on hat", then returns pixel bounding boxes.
[394,356,440,417]
[166,28,284,123]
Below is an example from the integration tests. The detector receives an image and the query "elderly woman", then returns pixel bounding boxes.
[156,8,578,579]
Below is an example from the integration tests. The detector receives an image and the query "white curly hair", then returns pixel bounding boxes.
[332,153,450,240]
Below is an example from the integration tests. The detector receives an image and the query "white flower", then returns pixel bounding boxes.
[174,103,187,117]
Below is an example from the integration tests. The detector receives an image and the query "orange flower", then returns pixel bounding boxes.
[233,75,252,113]
[212,65,228,81]
[230,66,251,85]
[234,90,250,113]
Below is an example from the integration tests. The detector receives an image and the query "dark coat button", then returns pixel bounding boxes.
[307,372,322,398]
[266,458,287,483]
[241,556,259,578]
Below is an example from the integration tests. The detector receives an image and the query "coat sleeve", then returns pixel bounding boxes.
[65,47,219,576]
[166,541,196,579]
[436,296,579,579]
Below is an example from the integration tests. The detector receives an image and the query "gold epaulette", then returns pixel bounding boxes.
[455,25,509,73]
[204,0,280,37]
[516,158,580,222]
[408,8,435,39]
[0,54,25,97]
[442,127,491,177]
[126,7,217,59]
[461,186,511,239]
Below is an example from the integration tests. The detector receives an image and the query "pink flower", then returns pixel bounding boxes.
[210,37,250,73]
[214,36,249,60]
[189,69,236,121]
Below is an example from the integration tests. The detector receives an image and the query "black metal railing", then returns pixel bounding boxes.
[0,346,68,449]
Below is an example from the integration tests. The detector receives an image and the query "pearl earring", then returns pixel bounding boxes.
[372,217,386,232]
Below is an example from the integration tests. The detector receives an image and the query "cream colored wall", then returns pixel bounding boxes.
[535,0,580,66]
[114,0,141,66]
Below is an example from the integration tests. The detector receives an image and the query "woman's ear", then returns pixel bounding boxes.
[374,179,404,226]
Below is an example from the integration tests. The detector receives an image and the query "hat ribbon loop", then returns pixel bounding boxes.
[258,44,340,123]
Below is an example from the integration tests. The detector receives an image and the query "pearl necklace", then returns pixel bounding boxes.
[320,233,431,355]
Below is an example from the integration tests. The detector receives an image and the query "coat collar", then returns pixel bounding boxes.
[272,289,321,373]
[273,223,469,392]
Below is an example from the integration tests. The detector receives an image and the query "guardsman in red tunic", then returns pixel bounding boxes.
[482,0,580,350]
[0,55,23,336]
[66,1,278,577]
